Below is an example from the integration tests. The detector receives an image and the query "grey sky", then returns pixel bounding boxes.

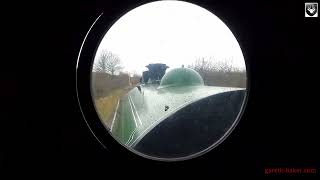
[94,1,246,75]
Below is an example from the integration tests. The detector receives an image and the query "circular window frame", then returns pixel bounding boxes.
[76,1,250,162]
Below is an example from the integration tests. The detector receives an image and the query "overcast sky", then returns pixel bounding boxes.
[94,0,246,75]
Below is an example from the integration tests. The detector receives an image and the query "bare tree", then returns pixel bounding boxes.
[94,50,123,76]
[188,57,214,82]
[213,61,236,72]
[188,57,241,73]
[188,57,246,87]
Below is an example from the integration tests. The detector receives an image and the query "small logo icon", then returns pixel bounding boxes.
[305,2,318,17]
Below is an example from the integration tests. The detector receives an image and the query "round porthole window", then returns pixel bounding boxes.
[77,0,248,161]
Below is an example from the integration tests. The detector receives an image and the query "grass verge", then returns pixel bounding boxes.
[94,86,134,128]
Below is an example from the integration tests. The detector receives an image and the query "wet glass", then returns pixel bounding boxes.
[91,1,247,160]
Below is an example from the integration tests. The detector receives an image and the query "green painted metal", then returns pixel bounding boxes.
[111,67,244,147]
[159,67,204,88]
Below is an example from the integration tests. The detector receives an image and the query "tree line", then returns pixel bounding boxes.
[93,50,246,89]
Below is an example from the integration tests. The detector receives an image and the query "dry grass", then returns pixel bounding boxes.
[94,89,126,128]
[92,72,141,99]
[92,72,140,128]
[92,72,140,127]
[204,71,246,88]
